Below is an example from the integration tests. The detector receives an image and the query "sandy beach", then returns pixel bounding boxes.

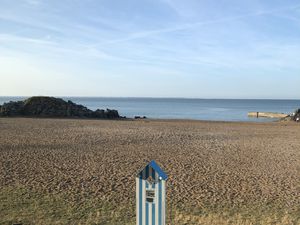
[0,118,299,225]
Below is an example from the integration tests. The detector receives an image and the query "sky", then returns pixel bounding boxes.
[0,0,300,98]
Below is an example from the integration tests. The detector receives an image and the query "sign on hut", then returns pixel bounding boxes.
[136,160,168,225]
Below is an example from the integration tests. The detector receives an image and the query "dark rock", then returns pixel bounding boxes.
[284,108,300,122]
[92,109,119,119]
[0,100,24,116]
[0,96,120,119]
[105,109,120,119]
[293,108,300,122]
[134,116,147,119]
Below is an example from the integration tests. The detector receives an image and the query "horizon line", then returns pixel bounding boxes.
[0,95,299,101]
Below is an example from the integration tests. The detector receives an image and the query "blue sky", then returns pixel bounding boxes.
[0,0,300,98]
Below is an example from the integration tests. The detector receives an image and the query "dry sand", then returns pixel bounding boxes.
[0,118,299,224]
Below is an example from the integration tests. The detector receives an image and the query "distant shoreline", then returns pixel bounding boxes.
[0,116,286,125]
[1,96,298,122]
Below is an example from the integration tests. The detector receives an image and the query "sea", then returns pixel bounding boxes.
[0,97,299,122]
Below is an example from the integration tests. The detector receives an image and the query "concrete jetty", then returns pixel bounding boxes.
[248,112,288,118]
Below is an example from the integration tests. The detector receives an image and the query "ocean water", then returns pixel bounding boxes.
[0,97,299,122]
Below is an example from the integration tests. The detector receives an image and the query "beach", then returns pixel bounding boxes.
[0,118,299,224]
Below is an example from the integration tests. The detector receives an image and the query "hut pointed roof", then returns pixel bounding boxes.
[137,160,168,181]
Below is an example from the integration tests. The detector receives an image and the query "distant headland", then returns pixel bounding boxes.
[0,96,120,119]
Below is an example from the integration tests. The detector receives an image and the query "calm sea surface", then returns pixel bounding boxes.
[0,97,299,122]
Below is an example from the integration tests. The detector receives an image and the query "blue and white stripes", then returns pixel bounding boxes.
[136,161,167,225]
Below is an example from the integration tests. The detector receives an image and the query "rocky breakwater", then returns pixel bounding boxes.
[0,96,120,119]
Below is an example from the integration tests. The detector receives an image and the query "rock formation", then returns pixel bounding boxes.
[0,96,120,119]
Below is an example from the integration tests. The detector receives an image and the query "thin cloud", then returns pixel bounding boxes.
[0,33,142,62]
[0,34,55,45]
[100,3,300,45]
[0,13,62,33]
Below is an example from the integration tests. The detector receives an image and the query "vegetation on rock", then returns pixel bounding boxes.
[0,96,120,119]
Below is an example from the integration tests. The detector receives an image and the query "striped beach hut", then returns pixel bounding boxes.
[136,160,168,225]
